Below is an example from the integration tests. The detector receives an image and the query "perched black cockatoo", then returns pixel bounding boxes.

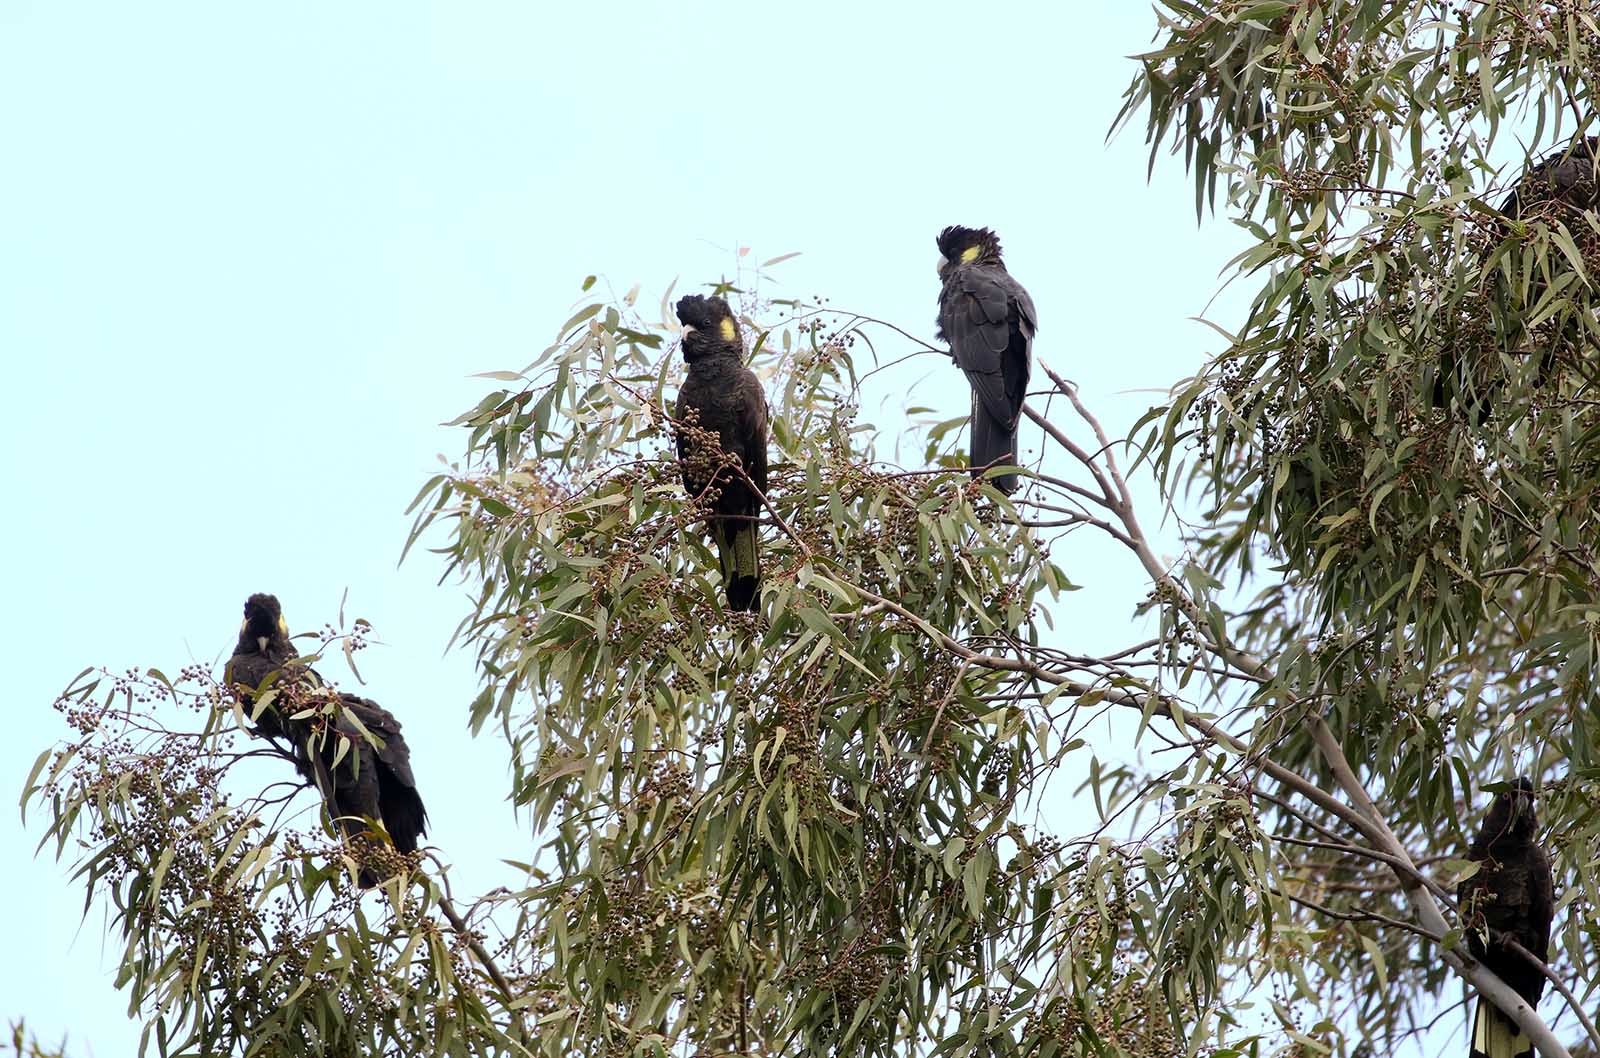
[1434,138,1600,418]
[674,294,770,613]
[225,593,429,886]
[1457,777,1556,1058]
[936,225,1037,494]
[1498,136,1599,221]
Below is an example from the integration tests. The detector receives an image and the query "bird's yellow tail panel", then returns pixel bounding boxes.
[1471,997,1532,1058]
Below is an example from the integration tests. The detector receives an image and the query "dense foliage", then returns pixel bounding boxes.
[22,4,1600,1057]
[1120,0,1600,1052]
[401,281,1075,1056]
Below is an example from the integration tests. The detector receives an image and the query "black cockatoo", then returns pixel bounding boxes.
[674,294,770,612]
[1434,137,1600,417]
[1457,777,1556,1058]
[225,593,429,886]
[936,225,1037,494]
[1498,136,1598,221]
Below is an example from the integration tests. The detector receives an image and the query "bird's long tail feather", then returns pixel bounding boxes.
[718,517,761,612]
[970,402,1020,494]
[379,779,428,854]
[1470,996,1533,1058]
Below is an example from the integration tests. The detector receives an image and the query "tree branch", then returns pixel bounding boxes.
[426,866,530,1052]
[1505,936,1600,1053]
[1022,361,1574,1058]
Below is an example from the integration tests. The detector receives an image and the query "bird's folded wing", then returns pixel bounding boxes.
[945,272,1025,425]
[340,695,420,787]
[1012,282,1039,338]
[964,370,1017,435]
[737,373,770,493]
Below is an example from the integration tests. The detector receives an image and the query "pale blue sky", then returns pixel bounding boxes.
[0,4,1256,1053]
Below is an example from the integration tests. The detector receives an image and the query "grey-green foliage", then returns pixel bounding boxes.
[404,278,1086,1056]
[25,6,1600,1056]
[7,1022,71,1058]
[29,654,521,1057]
[398,263,1363,1055]
[1121,0,1600,1052]
[34,265,1139,1057]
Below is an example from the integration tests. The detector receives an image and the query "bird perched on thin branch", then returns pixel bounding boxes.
[1457,777,1555,1058]
[936,225,1037,494]
[225,592,429,886]
[1434,137,1599,419]
[674,294,770,613]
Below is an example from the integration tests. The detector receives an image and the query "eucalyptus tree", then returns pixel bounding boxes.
[23,4,1600,1057]
[1119,2,1600,1055]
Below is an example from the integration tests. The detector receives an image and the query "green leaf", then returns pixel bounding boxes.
[19,747,52,822]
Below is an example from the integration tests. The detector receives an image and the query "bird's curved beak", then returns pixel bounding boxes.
[936,254,949,275]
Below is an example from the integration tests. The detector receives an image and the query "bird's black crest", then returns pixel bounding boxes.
[675,294,742,359]
[1493,136,1600,231]
[937,225,1004,265]
[244,592,281,619]
[242,593,283,634]
[675,294,735,331]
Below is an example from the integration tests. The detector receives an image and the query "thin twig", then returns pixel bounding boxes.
[427,863,530,1051]
[1281,889,1444,941]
